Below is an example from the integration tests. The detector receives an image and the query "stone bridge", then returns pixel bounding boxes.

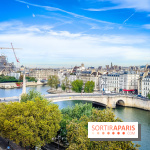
[1,94,150,111]
[49,95,150,111]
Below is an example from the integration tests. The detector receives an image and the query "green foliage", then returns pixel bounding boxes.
[0,75,18,83]
[71,80,83,93]
[21,89,46,103]
[26,76,37,82]
[0,98,62,148]
[61,77,70,91]
[84,81,95,93]
[0,75,36,83]
[48,75,60,89]
[66,108,140,150]
[147,92,150,99]
[70,73,75,75]
[61,83,66,91]
[19,75,23,81]
[60,103,93,138]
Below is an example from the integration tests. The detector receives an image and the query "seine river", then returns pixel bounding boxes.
[0,85,150,150]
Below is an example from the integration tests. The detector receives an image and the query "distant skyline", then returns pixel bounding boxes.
[0,0,150,67]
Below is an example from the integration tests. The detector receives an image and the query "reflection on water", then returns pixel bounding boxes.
[54,100,92,110]
[55,101,150,150]
[113,106,150,150]
[0,85,50,97]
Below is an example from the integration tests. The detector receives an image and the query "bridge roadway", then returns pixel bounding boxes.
[0,93,150,111]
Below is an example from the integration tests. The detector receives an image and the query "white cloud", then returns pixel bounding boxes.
[86,0,150,12]
[143,24,150,29]
[0,21,149,67]
[32,14,35,17]
[0,21,53,33]
[16,0,113,24]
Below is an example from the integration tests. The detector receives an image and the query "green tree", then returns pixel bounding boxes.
[71,80,83,93]
[0,98,62,148]
[19,75,23,81]
[26,76,37,82]
[84,81,95,93]
[61,77,70,92]
[21,89,46,103]
[48,75,60,90]
[61,82,66,91]
[0,75,18,83]
[147,92,150,99]
[60,103,93,138]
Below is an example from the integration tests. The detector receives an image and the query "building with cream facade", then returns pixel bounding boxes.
[141,72,150,97]
[29,68,58,80]
[99,71,139,94]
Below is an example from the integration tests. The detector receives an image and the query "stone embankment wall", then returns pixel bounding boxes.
[0,81,45,89]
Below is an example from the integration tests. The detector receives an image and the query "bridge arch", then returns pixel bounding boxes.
[116,99,125,106]
[92,101,107,107]
[51,97,108,107]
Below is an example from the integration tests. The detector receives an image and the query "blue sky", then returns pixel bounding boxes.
[0,0,150,68]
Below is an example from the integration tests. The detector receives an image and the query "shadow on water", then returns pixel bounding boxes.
[92,101,106,110]
[54,100,106,110]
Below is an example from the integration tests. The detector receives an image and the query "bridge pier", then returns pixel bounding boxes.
[107,97,116,108]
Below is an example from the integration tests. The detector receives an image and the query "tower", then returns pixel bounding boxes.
[111,62,113,68]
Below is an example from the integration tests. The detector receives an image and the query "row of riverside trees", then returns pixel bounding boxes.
[0,90,140,149]
[0,74,37,83]
[48,75,95,93]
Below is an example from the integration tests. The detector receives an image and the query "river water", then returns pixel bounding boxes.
[0,85,150,150]
[0,85,50,97]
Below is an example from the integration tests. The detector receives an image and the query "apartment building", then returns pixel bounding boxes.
[119,71,139,94]
[99,71,139,94]
[107,73,120,92]
[141,72,150,97]
[99,73,119,92]
[29,68,58,80]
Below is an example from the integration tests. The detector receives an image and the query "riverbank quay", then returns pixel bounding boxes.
[47,87,73,94]
[0,81,46,89]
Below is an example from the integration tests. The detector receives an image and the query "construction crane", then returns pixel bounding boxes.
[0,43,21,63]
[11,43,20,63]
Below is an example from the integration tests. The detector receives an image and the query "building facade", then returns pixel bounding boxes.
[29,68,58,80]
[141,72,150,97]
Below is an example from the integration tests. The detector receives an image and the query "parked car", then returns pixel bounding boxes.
[105,91,111,94]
